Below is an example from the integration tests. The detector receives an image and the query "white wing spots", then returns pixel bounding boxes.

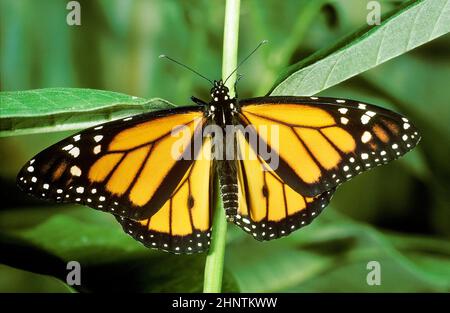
[62,144,74,151]
[355,166,361,170]
[340,117,349,125]
[73,134,81,141]
[75,198,81,202]
[43,183,49,190]
[361,115,371,125]
[310,96,318,100]
[336,99,346,103]
[214,97,218,102]
[93,145,101,154]
[349,157,355,163]
[30,159,35,165]
[361,153,369,160]
[402,117,409,122]
[57,189,63,194]
[76,187,84,194]
[70,165,82,176]
[402,134,408,141]
[123,117,133,121]
[91,188,97,194]
[343,165,349,172]
[380,150,386,156]
[338,108,348,114]
[27,166,34,172]
[358,103,367,109]
[392,144,398,149]
[361,131,372,143]
[94,135,103,142]
[99,196,106,201]
[242,218,251,224]
[403,123,410,130]
[68,147,80,158]
[366,111,376,117]
[94,125,103,130]
[31,177,37,183]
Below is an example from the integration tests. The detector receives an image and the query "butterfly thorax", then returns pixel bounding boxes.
[208,80,239,126]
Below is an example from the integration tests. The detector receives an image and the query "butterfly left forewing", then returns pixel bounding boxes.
[17,107,206,220]
[239,96,421,198]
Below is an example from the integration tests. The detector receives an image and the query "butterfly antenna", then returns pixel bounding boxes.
[159,55,213,85]
[224,40,268,84]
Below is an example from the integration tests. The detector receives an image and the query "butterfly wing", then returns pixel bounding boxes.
[116,136,215,253]
[239,96,421,197]
[17,106,207,220]
[234,130,335,241]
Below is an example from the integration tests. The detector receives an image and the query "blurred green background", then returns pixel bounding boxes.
[1,0,449,292]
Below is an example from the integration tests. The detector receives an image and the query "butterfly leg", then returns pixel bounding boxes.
[191,96,208,106]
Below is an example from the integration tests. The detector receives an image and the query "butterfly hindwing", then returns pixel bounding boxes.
[239,96,421,197]
[17,106,206,220]
[116,136,215,253]
[234,130,335,241]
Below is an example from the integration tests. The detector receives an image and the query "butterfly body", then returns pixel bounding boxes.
[17,79,420,254]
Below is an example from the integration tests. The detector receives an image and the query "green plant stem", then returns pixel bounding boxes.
[203,0,240,293]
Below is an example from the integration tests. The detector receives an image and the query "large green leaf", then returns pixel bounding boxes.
[226,210,450,292]
[0,88,175,137]
[270,0,450,96]
[0,206,238,292]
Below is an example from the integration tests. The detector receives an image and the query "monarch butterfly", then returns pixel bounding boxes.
[16,68,420,254]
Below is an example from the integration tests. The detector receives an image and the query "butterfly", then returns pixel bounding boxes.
[16,79,420,254]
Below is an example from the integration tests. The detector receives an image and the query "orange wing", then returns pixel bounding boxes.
[116,136,214,253]
[234,130,334,241]
[17,107,206,220]
[239,96,421,197]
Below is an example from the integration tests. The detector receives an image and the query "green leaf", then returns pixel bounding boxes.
[270,0,450,96]
[0,88,175,137]
[0,207,239,292]
[226,210,450,292]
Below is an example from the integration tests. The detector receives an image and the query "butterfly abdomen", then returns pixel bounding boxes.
[217,160,239,221]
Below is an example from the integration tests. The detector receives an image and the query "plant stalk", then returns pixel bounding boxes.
[203,0,240,293]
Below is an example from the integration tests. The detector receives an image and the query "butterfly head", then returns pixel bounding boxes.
[210,80,231,103]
